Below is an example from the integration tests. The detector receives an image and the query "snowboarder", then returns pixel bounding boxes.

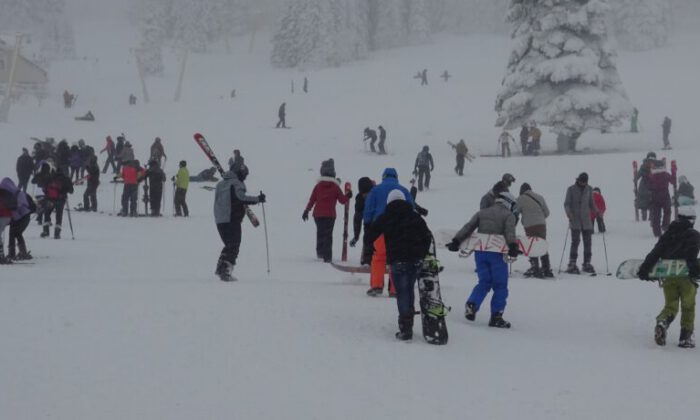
[173,160,190,217]
[440,70,451,82]
[377,125,387,154]
[118,160,144,217]
[420,69,428,86]
[638,206,699,348]
[129,94,137,105]
[363,168,415,297]
[363,127,378,153]
[647,159,675,237]
[0,179,18,264]
[675,176,696,207]
[100,136,117,174]
[16,148,34,192]
[189,167,218,182]
[366,190,432,340]
[635,152,656,221]
[528,123,542,155]
[662,116,672,149]
[82,156,100,212]
[145,160,166,217]
[37,165,74,238]
[592,187,606,233]
[451,139,468,176]
[631,108,639,133]
[149,137,167,167]
[480,174,515,209]
[498,131,515,158]
[519,125,530,155]
[350,177,375,265]
[276,102,287,128]
[7,178,35,260]
[413,146,434,192]
[302,159,351,263]
[564,172,598,274]
[75,110,95,121]
[213,161,266,281]
[516,183,552,278]
[446,191,520,328]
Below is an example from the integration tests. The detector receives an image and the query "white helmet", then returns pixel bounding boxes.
[678,206,696,221]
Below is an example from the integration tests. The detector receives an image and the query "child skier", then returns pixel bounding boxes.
[592,187,606,233]
[637,206,699,348]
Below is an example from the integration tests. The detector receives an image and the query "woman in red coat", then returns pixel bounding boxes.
[302,159,351,262]
[591,187,606,233]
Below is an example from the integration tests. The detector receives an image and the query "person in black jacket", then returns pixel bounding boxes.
[363,127,378,153]
[144,160,166,216]
[366,190,432,341]
[83,156,100,212]
[16,148,34,192]
[38,168,74,239]
[350,177,374,265]
[638,206,699,348]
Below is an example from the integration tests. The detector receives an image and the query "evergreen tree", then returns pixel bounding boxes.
[495,0,633,152]
[613,0,670,51]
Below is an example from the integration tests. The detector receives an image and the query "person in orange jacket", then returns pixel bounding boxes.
[591,187,606,233]
[118,160,145,217]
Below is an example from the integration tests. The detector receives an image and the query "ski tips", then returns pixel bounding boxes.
[193,133,204,140]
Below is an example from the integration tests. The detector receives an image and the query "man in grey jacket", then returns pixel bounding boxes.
[480,173,516,209]
[564,172,598,274]
[214,163,266,281]
[517,183,552,278]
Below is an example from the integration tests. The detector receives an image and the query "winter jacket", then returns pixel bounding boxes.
[80,145,95,165]
[453,141,468,156]
[150,142,165,161]
[121,165,144,185]
[115,139,125,158]
[414,151,434,170]
[635,158,654,209]
[639,219,700,278]
[480,190,497,210]
[353,177,374,240]
[592,191,606,219]
[647,168,675,206]
[101,137,115,156]
[366,200,432,264]
[454,203,517,245]
[0,178,19,218]
[85,161,100,187]
[1,178,33,221]
[516,191,549,228]
[214,170,259,224]
[530,127,542,141]
[519,127,529,142]
[363,169,414,224]
[175,167,190,190]
[564,184,597,231]
[69,147,82,169]
[278,103,286,118]
[117,145,135,163]
[304,177,348,219]
[56,142,70,170]
[16,153,34,180]
[145,167,165,191]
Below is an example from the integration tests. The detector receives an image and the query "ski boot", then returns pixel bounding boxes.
[582,262,596,275]
[524,258,543,278]
[40,224,50,238]
[0,246,12,265]
[54,225,62,240]
[565,262,580,275]
[488,312,511,329]
[366,287,382,297]
[464,302,477,321]
[541,255,554,278]
[215,259,236,282]
[16,251,32,261]
[395,315,413,341]
[678,329,695,349]
[654,317,672,346]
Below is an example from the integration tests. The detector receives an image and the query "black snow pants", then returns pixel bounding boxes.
[314,217,336,262]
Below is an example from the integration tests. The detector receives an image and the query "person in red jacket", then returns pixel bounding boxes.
[118,160,145,217]
[302,159,351,262]
[646,160,675,237]
[591,187,606,233]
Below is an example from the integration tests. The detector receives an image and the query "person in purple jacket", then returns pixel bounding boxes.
[0,178,36,260]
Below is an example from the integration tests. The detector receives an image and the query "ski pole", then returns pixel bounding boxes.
[261,191,270,274]
[65,198,75,240]
[557,228,569,274]
[602,232,611,276]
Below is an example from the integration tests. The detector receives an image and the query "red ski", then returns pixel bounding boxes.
[193,133,259,227]
[341,182,351,262]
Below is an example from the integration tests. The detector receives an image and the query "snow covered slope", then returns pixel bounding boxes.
[1,15,699,420]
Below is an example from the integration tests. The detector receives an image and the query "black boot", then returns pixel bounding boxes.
[541,254,554,278]
[0,245,12,265]
[488,312,511,329]
[396,315,414,340]
[565,261,580,274]
[655,316,674,346]
[41,223,50,238]
[215,257,236,282]
[679,328,695,348]
[464,302,477,321]
[524,258,542,278]
[54,225,62,240]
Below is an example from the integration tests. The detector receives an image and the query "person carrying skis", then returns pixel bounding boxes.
[564,172,598,274]
[635,152,656,221]
[16,148,34,192]
[100,136,117,174]
[149,137,167,167]
[591,187,606,233]
[519,125,530,155]
[451,139,468,176]
[413,146,434,192]
[363,127,378,153]
[377,125,387,154]
[366,190,432,340]
[6,178,35,260]
[646,159,675,237]
[302,159,351,263]
[350,177,374,265]
[480,173,515,209]
[662,116,672,149]
[82,155,100,212]
[0,179,18,264]
[446,191,520,328]
[363,168,415,297]
[38,166,74,238]
[145,160,166,217]
[498,131,515,158]
[213,161,266,281]
[420,69,428,86]
[173,160,190,217]
[276,102,287,128]
[517,183,552,278]
[638,206,699,348]
[118,160,144,217]
[675,176,696,207]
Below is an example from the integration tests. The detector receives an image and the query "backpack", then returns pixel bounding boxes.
[416,152,429,167]
[46,179,62,200]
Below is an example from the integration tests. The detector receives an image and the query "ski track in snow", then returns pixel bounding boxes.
[1,17,700,420]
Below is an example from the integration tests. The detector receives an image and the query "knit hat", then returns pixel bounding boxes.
[320,159,335,177]
[492,181,508,195]
[386,189,405,204]
[502,173,515,185]
[358,177,374,194]
[519,182,531,195]
[577,172,589,183]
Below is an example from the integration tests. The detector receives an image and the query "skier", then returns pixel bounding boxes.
[635,152,656,221]
[420,69,428,86]
[498,131,515,158]
[363,127,378,153]
[173,160,190,217]
[413,146,434,192]
[118,160,144,217]
[647,159,675,237]
[528,123,542,155]
[564,172,598,274]
[213,161,266,281]
[516,183,552,278]
[149,137,167,167]
[276,102,287,128]
[6,178,35,260]
[38,165,74,238]
[303,77,308,93]
[638,206,699,348]
[446,191,520,328]
[63,90,74,108]
[366,190,432,340]
[82,156,100,212]
[114,136,126,173]
[68,143,82,182]
[16,148,34,192]
[56,140,70,176]
[480,174,515,209]
[363,168,414,297]
[78,139,95,179]
[592,187,607,233]
[675,176,696,206]
[117,141,135,167]
[519,125,530,155]
[189,167,218,182]
[631,108,639,133]
[100,136,117,174]
[302,159,351,263]
[75,110,95,121]
[0,179,18,264]
[144,160,166,217]
[662,116,672,149]
[349,177,375,265]
[440,70,451,82]
[377,125,387,154]
[129,94,137,105]
[228,149,244,170]
[451,139,468,176]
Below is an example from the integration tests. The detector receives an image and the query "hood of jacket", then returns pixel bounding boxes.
[0,177,18,194]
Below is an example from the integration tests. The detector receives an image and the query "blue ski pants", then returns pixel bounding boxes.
[391,261,422,318]
[467,251,509,314]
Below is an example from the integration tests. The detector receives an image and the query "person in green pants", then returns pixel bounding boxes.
[638,206,700,348]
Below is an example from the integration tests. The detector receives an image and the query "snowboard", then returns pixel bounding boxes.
[435,229,548,258]
[417,254,449,345]
[616,259,700,280]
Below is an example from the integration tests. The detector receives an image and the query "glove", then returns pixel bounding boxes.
[349,238,358,247]
[257,192,266,204]
[637,270,652,281]
[507,243,520,258]
[113,176,119,181]
[346,190,353,199]
[446,239,461,252]
[302,210,309,222]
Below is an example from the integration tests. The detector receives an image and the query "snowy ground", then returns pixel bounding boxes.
[1,15,700,420]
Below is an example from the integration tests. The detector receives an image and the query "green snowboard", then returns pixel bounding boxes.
[616,259,699,280]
